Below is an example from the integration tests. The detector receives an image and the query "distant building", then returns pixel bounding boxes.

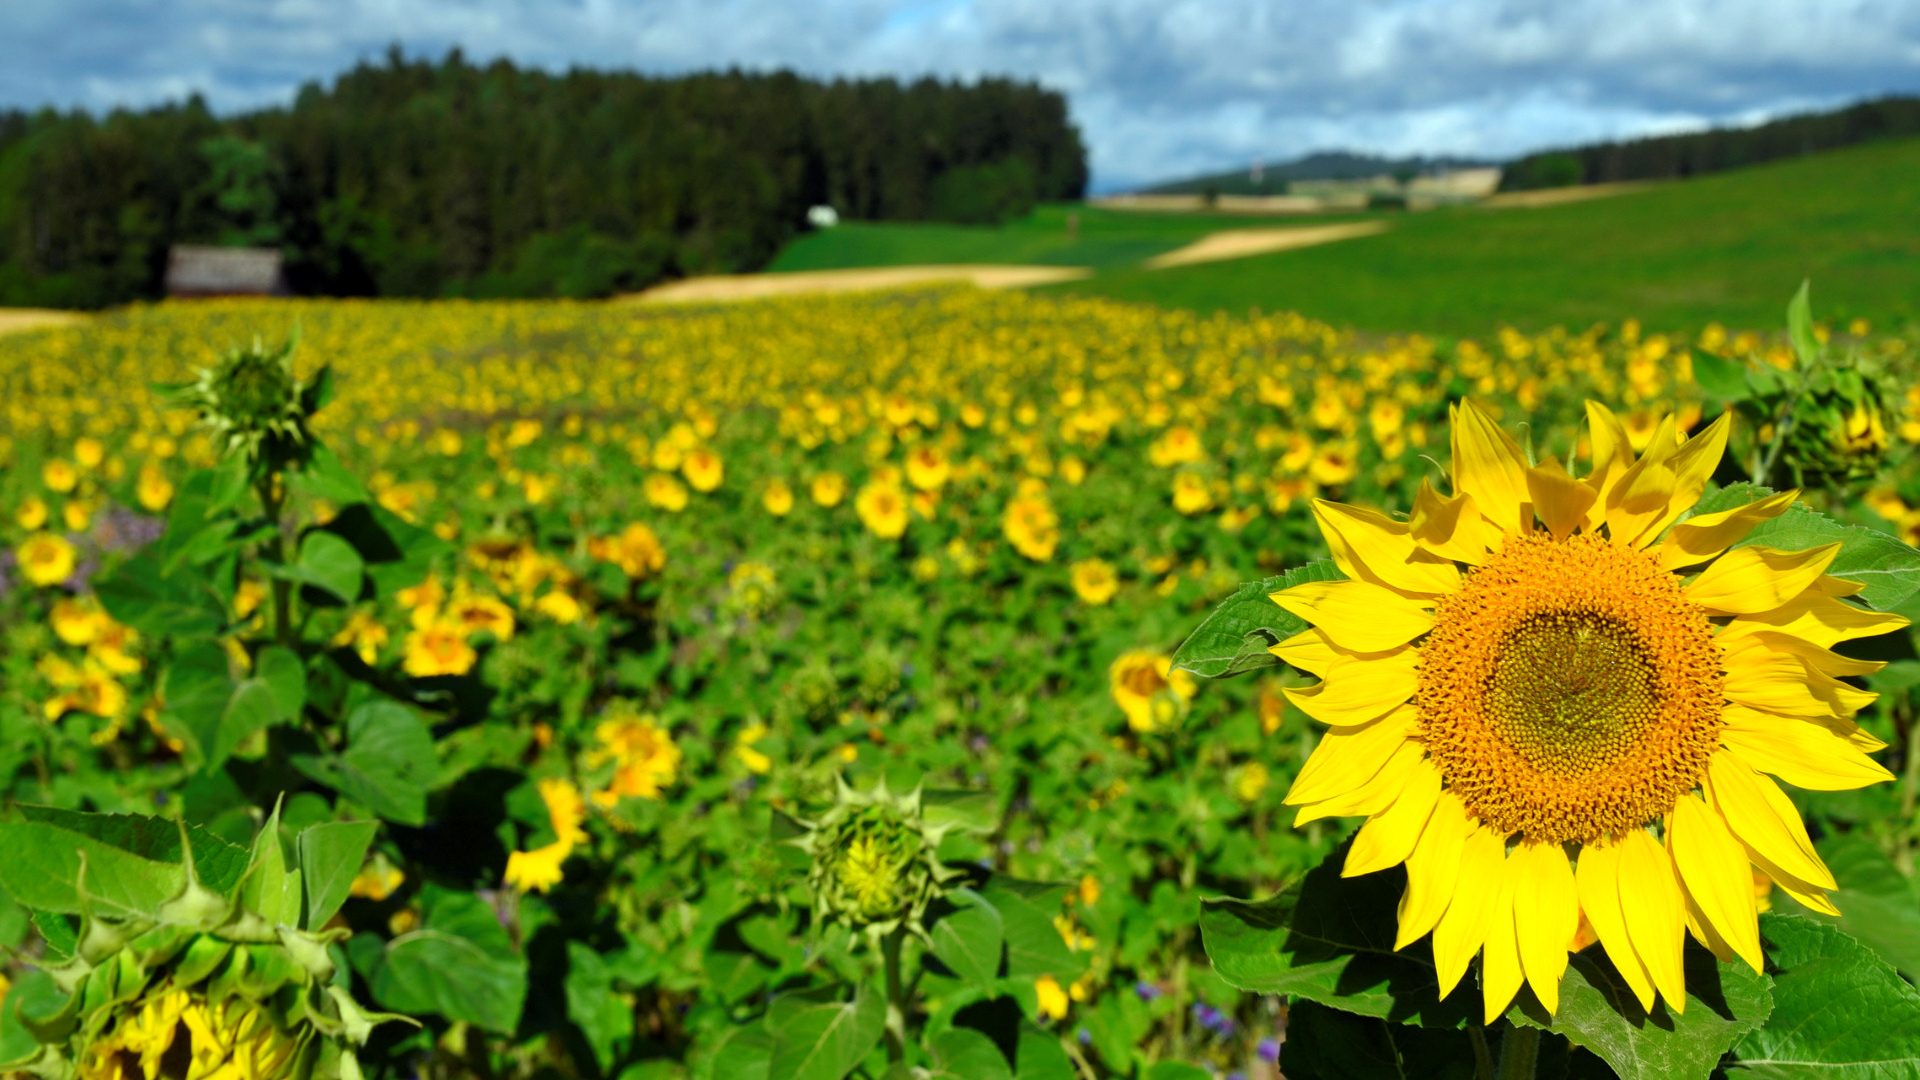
[164,245,288,298]
[806,205,840,229]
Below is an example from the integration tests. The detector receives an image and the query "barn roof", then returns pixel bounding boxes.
[165,245,287,296]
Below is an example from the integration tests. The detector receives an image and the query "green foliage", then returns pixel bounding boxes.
[1171,560,1338,679]
[1730,915,1920,1078]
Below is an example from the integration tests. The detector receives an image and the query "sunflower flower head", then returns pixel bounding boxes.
[165,335,319,471]
[1269,399,1904,1023]
[787,779,964,943]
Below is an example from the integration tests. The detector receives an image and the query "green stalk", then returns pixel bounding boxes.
[882,927,908,1065]
[1496,1025,1540,1080]
[257,472,295,646]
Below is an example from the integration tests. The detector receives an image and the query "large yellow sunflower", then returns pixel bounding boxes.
[1271,399,1903,1022]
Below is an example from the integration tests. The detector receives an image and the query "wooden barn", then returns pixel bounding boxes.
[164,245,289,297]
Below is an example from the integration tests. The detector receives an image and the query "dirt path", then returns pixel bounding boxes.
[631,264,1091,304]
[1143,221,1390,269]
[0,309,87,336]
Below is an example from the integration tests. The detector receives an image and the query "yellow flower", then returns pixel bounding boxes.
[1071,559,1119,605]
[735,722,774,774]
[811,471,847,508]
[1269,399,1903,1023]
[402,622,478,678]
[332,610,390,665]
[589,712,682,805]
[682,447,725,492]
[763,479,795,516]
[15,495,48,530]
[63,499,92,531]
[590,522,666,579]
[1034,975,1069,1022]
[17,533,77,587]
[645,472,689,512]
[1148,425,1204,468]
[89,621,142,676]
[350,858,406,902]
[1002,490,1059,562]
[1172,472,1213,515]
[1233,762,1270,803]
[40,655,128,722]
[504,842,571,894]
[905,447,950,491]
[42,458,78,493]
[535,589,585,624]
[73,437,105,469]
[50,597,104,646]
[449,593,516,642]
[136,460,174,511]
[1107,650,1196,734]
[855,480,910,539]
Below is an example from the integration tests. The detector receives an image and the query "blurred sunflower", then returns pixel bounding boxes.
[1271,399,1902,1022]
[855,480,910,539]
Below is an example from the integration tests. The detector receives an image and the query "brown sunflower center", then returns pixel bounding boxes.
[1417,532,1723,844]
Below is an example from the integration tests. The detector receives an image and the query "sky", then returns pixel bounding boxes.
[5,0,1919,192]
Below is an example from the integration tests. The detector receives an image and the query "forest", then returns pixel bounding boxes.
[1501,93,1920,190]
[0,50,1087,307]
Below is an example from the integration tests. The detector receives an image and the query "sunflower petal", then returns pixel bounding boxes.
[1722,643,1874,720]
[1583,401,1635,530]
[1410,479,1505,564]
[1270,579,1434,653]
[1313,499,1461,596]
[1668,794,1764,973]
[1269,627,1342,677]
[1512,840,1578,1016]
[1618,828,1687,1013]
[1451,400,1531,535]
[1283,705,1418,805]
[1726,630,1885,678]
[1396,791,1471,950]
[1704,751,1836,889]
[1283,649,1419,727]
[1604,445,1679,547]
[1481,854,1525,1023]
[1575,841,1657,1012]
[1636,411,1733,545]
[1292,740,1427,824]
[1719,716,1896,790]
[1432,824,1507,997]
[1527,456,1596,540]
[1344,757,1442,877]
[1685,543,1840,615]
[1655,489,1800,571]
[1752,857,1841,917]
[1718,591,1909,649]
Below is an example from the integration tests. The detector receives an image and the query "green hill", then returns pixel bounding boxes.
[1051,137,1920,334]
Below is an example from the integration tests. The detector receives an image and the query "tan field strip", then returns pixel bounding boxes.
[1479,181,1656,209]
[632,264,1090,304]
[1143,221,1390,269]
[0,308,88,335]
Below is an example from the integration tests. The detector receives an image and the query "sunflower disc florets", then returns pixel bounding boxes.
[790,779,963,942]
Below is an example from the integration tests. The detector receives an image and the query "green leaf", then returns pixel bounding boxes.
[1691,352,1754,403]
[923,789,1002,835]
[567,942,629,1072]
[1283,1001,1483,1080]
[1813,834,1920,980]
[93,546,227,640]
[928,1028,1012,1080]
[931,889,1005,987]
[290,530,365,604]
[289,442,366,506]
[980,879,1083,982]
[297,820,378,930]
[1172,560,1341,679]
[0,809,247,918]
[1011,1025,1075,1080]
[209,646,305,768]
[1730,914,1920,1078]
[1199,843,1472,1027]
[372,888,527,1034]
[1682,482,1774,521]
[1141,1064,1211,1080]
[160,643,237,763]
[0,970,67,1066]
[1509,945,1772,1080]
[704,1025,773,1080]
[1735,505,1920,611]
[291,700,437,826]
[1786,280,1818,369]
[238,803,301,928]
[766,987,886,1080]
[323,503,450,599]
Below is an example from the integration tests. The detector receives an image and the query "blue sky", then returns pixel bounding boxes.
[5,0,1919,191]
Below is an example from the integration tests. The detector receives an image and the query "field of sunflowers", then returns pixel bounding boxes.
[1,287,1919,1079]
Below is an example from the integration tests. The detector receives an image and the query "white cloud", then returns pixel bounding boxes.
[3,0,1917,190]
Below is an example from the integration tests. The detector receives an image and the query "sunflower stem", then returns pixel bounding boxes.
[1496,1025,1540,1080]
[882,927,908,1065]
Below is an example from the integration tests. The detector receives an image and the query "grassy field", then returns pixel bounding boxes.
[771,138,1920,335]
[768,202,1363,272]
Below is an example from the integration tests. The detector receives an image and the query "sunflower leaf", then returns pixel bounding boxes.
[1509,943,1772,1080]
[1733,505,1920,610]
[1728,914,1920,1078]
[1172,560,1341,679]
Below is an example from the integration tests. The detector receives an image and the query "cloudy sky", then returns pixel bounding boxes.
[5,0,1918,191]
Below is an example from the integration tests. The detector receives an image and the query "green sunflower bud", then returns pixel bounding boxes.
[164,334,322,470]
[1777,356,1900,491]
[788,779,963,942]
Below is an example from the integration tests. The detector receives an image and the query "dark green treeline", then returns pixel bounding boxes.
[0,49,1087,307]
